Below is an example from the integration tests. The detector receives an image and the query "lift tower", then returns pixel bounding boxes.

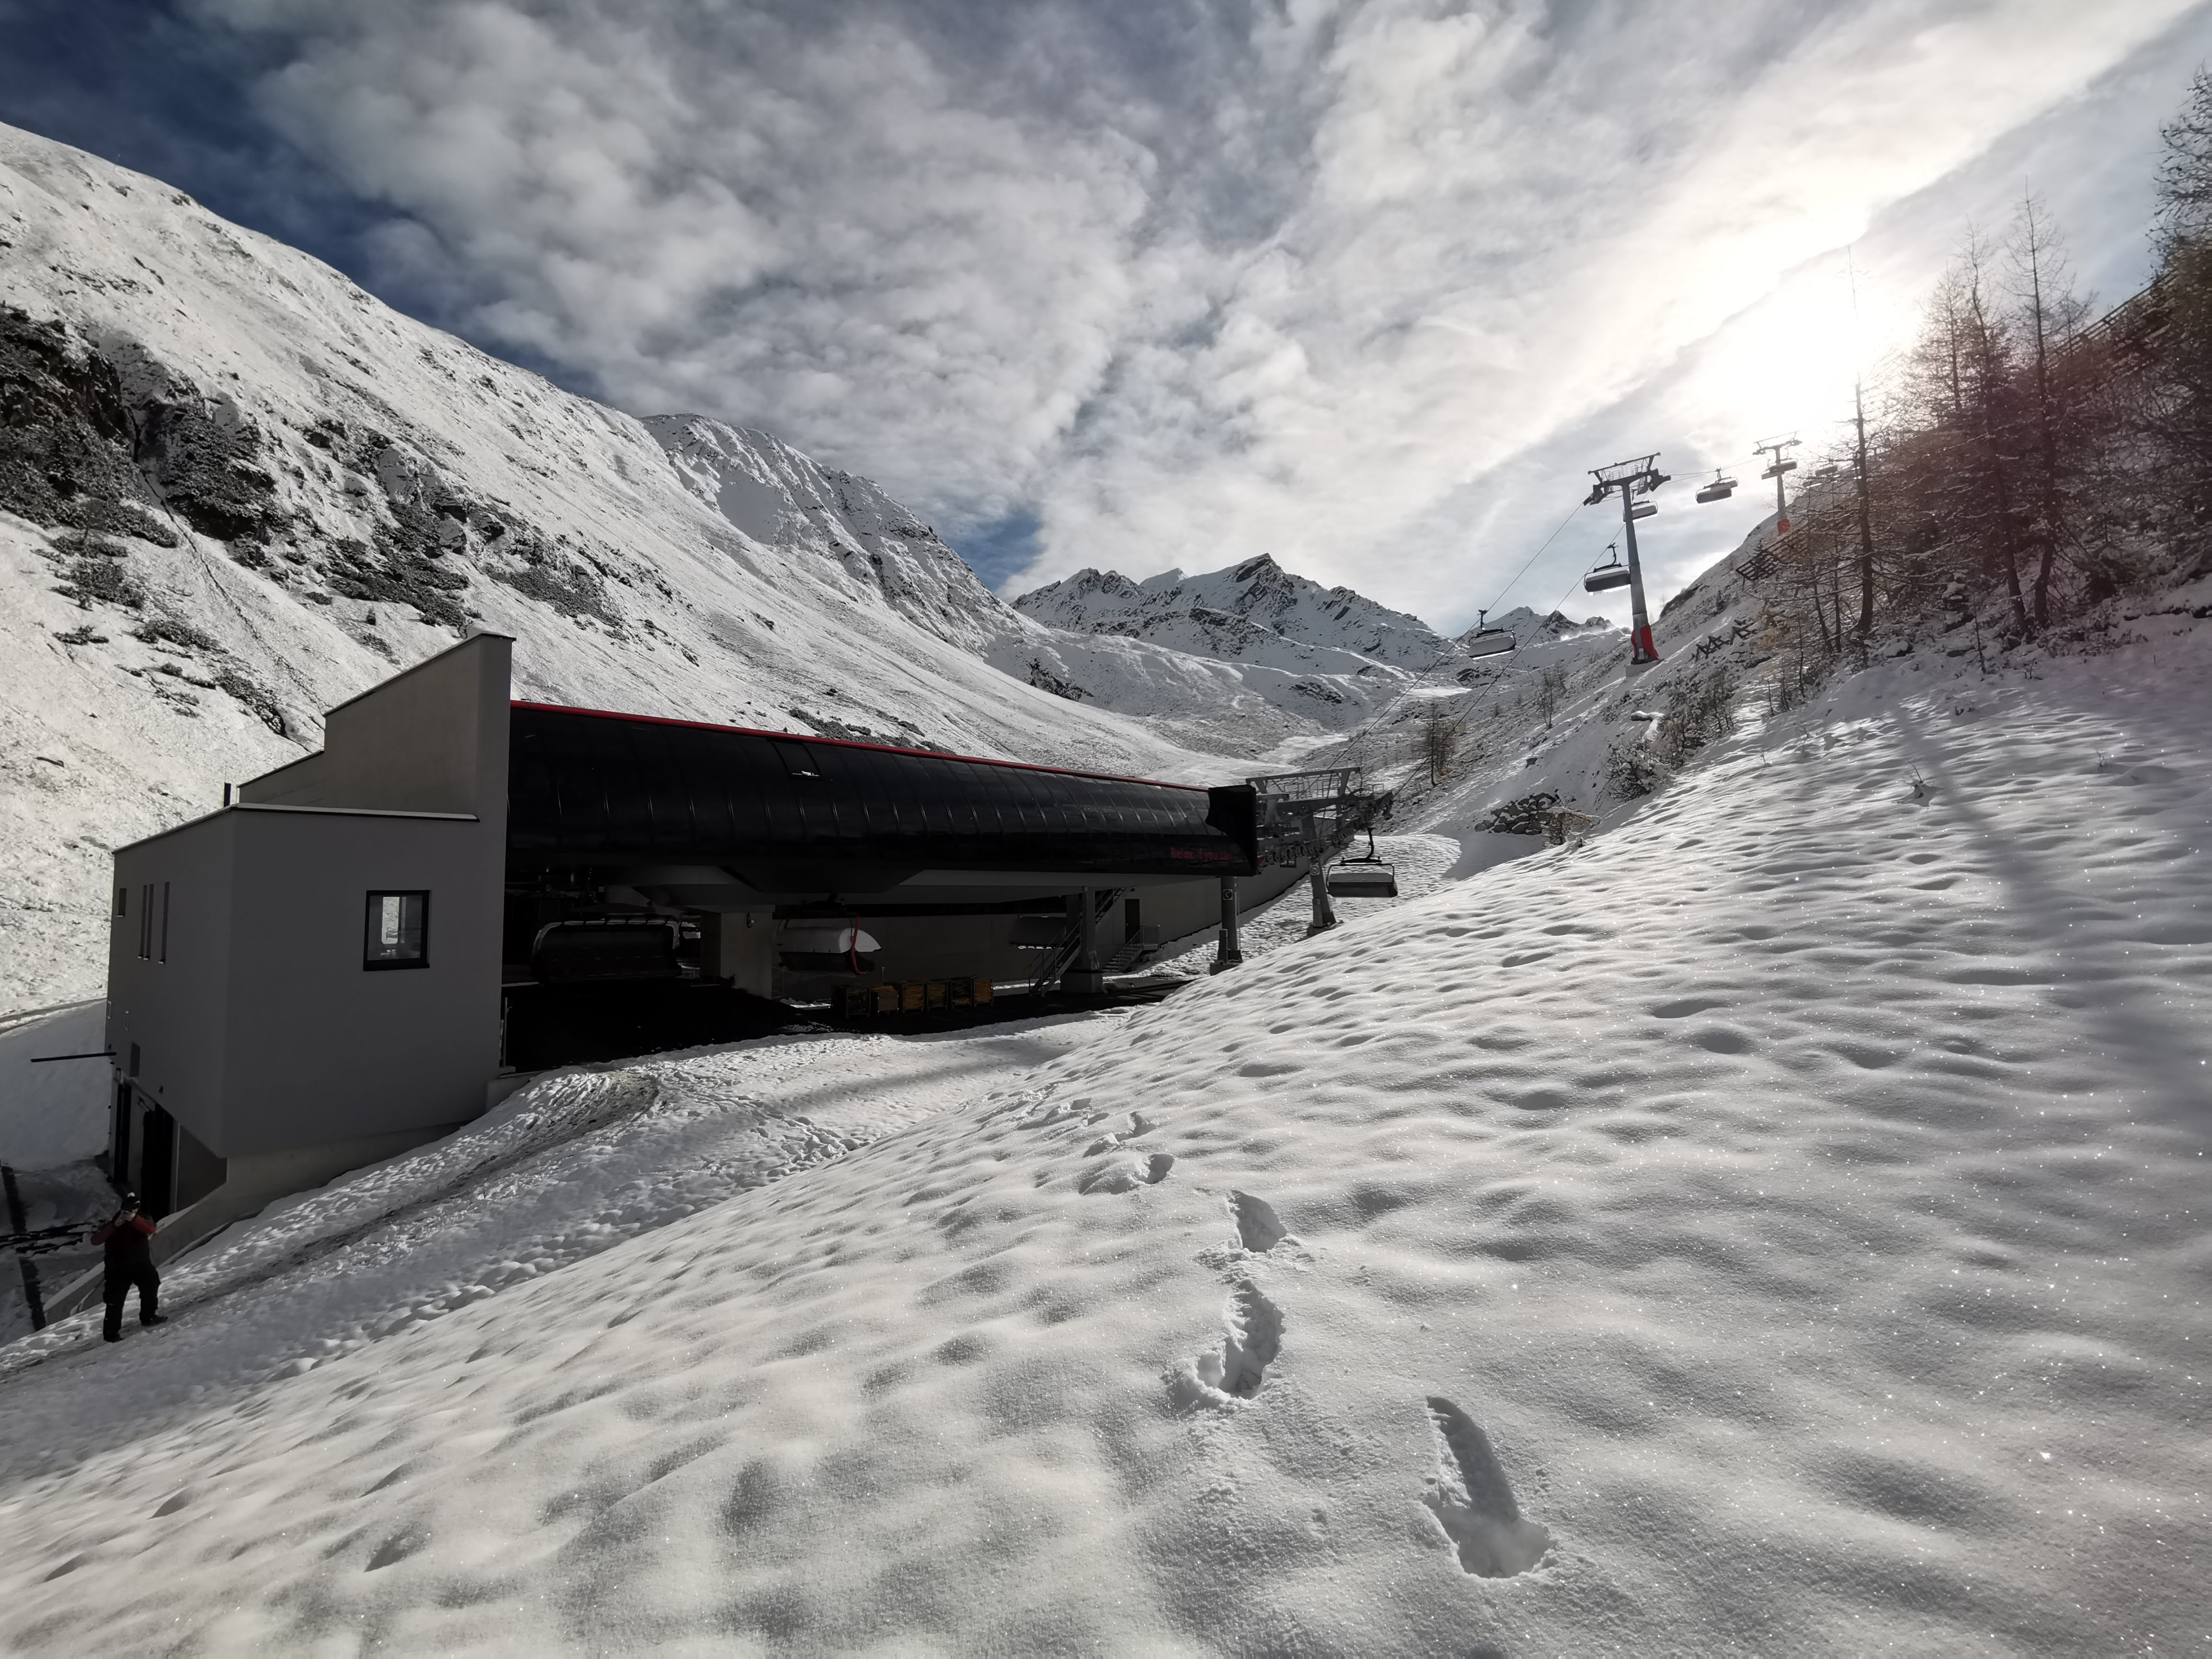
[1754,435,1801,534]
[1585,454,1669,665]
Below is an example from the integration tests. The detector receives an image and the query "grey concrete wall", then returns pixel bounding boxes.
[217,808,505,1156]
[239,633,513,815]
[707,909,776,995]
[238,750,328,806]
[109,813,239,1158]
[113,632,515,1166]
[110,807,503,1160]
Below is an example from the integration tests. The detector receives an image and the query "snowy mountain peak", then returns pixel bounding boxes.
[1458,606,1610,646]
[642,413,1017,656]
[1014,554,1450,673]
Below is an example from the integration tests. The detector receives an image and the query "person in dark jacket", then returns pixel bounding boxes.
[91,1193,164,1342]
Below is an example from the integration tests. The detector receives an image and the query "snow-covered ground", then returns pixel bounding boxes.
[0,1014,1127,1443]
[3,612,2205,1652]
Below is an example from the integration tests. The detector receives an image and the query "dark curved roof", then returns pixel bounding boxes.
[505,703,1256,876]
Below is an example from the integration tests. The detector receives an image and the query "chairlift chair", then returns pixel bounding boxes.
[1464,608,1516,658]
[1760,457,1799,480]
[1326,828,1398,898]
[1694,469,1737,504]
[1628,502,1657,520]
[1584,545,1631,593]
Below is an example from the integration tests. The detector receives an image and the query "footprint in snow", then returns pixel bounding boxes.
[1198,1191,1311,1273]
[1083,1112,1156,1156]
[1228,1191,1288,1252]
[1419,1397,1552,1578]
[1167,1280,1282,1409]
[1078,1152,1174,1194]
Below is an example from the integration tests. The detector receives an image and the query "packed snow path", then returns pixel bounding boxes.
[1,641,2207,1652]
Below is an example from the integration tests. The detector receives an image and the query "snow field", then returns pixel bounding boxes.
[0,1015,1128,1471]
[1,629,2205,1652]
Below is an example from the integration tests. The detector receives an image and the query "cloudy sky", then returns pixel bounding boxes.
[7,0,2212,630]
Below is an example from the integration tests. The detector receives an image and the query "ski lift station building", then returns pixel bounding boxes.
[102,634,1282,1241]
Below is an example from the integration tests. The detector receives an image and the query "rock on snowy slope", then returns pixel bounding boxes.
[0,609,2205,1651]
[0,122,1304,1010]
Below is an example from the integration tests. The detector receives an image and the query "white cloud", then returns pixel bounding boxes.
[195,0,2212,624]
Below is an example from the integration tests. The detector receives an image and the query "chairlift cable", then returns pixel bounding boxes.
[1481,499,1587,617]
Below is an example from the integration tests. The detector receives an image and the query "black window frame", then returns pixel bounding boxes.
[363,890,432,971]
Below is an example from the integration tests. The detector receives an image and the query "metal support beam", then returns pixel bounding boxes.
[1586,454,1667,666]
[1309,864,1337,932]
[1619,489,1657,666]
[1063,886,1106,994]
[1210,876,1243,974]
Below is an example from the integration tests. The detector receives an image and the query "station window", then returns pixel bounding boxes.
[364,891,430,970]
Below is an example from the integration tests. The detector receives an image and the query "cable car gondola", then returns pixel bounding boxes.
[1464,608,1516,658]
[1584,545,1631,593]
[1694,468,1737,503]
[1326,828,1398,898]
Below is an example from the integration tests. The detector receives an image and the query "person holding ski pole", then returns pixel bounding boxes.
[91,1193,165,1342]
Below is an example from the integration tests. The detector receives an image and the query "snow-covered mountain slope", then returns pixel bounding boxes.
[0,123,1333,1011]
[644,415,1407,756]
[1455,603,1610,651]
[1016,553,1449,688]
[2,612,2206,1651]
[1389,523,1872,841]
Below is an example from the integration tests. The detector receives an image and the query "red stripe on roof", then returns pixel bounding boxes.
[508,701,1210,793]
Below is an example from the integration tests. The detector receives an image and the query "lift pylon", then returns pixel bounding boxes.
[1583,454,1668,664]
[1753,435,1800,534]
